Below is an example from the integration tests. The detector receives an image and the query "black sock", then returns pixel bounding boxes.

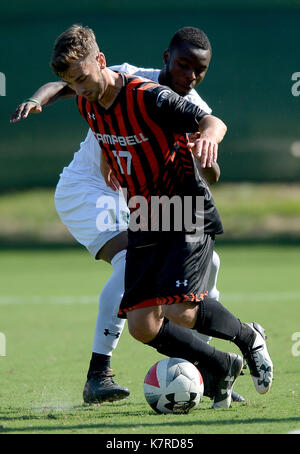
[233,323,256,353]
[146,318,229,378]
[194,297,242,340]
[193,297,255,353]
[87,352,111,378]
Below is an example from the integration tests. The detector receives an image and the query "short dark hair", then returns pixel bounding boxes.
[169,26,212,54]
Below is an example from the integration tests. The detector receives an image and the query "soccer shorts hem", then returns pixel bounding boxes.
[54,176,129,258]
[118,290,209,318]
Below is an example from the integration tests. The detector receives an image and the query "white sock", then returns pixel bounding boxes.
[92,249,126,355]
[197,250,221,344]
[207,250,220,301]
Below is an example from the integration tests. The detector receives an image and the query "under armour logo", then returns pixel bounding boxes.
[176,280,188,287]
[257,364,272,388]
[221,375,235,395]
[104,329,120,339]
[88,112,96,120]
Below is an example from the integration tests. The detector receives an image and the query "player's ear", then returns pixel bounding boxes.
[96,53,106,69]
[163,49,170,65]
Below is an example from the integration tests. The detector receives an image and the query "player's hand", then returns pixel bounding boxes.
[187,132,218,168]
[10,101,42,123]
[100,154,121,192]
[106,169,122,192]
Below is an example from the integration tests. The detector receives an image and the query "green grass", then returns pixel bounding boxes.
[1,183,300,244]
[0,245,300,434]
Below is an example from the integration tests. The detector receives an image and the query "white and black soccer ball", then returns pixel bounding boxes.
[144,358,204,414]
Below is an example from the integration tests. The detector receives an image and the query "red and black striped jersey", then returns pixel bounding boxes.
[77,73,223,244]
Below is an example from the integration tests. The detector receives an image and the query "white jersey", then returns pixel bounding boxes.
[59,62,212,184]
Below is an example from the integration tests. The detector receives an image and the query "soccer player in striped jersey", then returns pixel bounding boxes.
[49,24,273,408]
[11,27,229,405]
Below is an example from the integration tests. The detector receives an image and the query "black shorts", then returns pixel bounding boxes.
[118,232,214,318]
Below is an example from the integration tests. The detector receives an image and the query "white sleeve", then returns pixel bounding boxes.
[184,89,212,114]
[109,62,137,73]
[108,62,160,83]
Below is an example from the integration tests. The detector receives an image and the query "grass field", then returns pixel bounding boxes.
[1,183,300,246]
[1,245,300,435]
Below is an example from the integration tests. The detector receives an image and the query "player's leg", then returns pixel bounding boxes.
[90,231,128,363]
[92,249,127,357]
[127,306,243,409]
[207,250,220,301]
[192,297,273,394]
[145,233,272,399]
[175,233,272,395]
[160,294,272,401]
[161,256,273,397]
[83,243,130,404]
[121,239,243,409]
[200,250,245,402]
[55,179,130,403]
[196,250,220,343]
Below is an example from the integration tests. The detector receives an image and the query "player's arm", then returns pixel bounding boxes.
[198,161,220,184]
[149,87,227,169]
[10,81,75,123]
[100,149,121,192]
[189,114,227,169]
[184,92,220,183]
[188,131,220,184]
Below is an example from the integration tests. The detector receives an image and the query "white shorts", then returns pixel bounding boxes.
[54,176,130,258]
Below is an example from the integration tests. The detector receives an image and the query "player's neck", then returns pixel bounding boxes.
[158,68,168,87]
[98,69,123,109]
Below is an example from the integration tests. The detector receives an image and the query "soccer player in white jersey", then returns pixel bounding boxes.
[11,27,245,405]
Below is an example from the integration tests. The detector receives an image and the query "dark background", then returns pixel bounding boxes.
[1,0,299,191]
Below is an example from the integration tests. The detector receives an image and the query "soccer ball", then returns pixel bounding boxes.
[144,358,204,414]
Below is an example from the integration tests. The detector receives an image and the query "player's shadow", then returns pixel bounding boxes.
[1,416,300,433]
[0,402,146,423]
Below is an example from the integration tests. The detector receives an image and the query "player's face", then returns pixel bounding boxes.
[164,41,211,96]
[61,54,106,103]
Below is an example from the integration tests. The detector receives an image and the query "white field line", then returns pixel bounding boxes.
[0,295,99,305]
[222,291,300,303]
[0,291,300,305]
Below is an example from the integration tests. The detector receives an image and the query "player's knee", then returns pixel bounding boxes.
[127,316,161,343]
[127,323,153,343]
[127,306,163,343]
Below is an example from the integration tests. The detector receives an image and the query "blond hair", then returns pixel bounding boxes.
[50,24,100,76]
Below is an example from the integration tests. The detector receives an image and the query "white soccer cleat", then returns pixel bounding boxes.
[212,353,244,409]
[243,322,273,394]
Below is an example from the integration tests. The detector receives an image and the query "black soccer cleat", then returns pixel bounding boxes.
[231,390,245,402]
[83,369,130,404]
